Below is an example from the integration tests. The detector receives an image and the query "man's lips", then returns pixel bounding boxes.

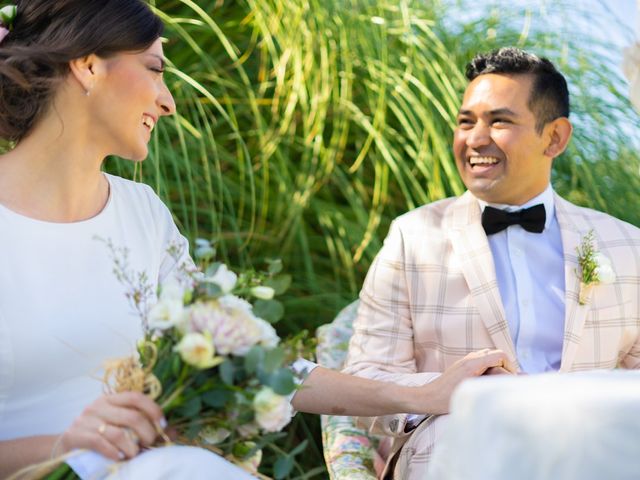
[468,156,500,166]
[467,156,502,173]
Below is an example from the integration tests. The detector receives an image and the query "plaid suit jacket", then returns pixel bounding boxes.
[344,190,640,440]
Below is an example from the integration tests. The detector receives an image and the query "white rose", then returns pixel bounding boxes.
[204,264,237,293]
[253,387,294,432]
[594,253,616,284]
[159,278,185,301]
[199,426,230,445]
[173,332,223,369]
[250,286,275,300]
[148,298,184,331]
[256,318,280,348]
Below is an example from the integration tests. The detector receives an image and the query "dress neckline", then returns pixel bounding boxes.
[0,173,114,227]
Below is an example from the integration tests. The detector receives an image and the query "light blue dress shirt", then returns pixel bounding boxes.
[479,184,565,373]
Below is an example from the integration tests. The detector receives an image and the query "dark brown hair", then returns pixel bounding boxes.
[0,0,163,142]
[466,47,570,134]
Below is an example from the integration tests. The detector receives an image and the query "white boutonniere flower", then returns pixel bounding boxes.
[576,230,616,305]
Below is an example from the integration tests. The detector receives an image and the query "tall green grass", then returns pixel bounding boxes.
[102,1,640,476]
[110,0,640,330]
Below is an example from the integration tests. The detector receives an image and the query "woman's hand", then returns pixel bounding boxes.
[417,349,515,415]
[56,392,166,461]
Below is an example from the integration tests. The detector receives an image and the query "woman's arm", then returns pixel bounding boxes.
[0,435,60,478]
[291,349,514,416]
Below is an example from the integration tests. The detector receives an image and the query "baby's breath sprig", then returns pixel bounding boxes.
[577,230,598,285]
[576,230,615,305]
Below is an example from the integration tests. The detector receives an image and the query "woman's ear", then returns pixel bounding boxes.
[68,54,103,96]
[543,117,573,159]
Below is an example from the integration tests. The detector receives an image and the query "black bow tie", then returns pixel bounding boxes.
[481,204,546,235]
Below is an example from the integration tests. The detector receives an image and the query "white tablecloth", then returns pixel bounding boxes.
[428,371,640,480]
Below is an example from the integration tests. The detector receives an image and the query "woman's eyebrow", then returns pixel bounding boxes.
[147,54,166,68]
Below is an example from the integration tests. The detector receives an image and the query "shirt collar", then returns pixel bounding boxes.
[476,184,555,230]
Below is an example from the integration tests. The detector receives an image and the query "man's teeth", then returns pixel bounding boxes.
[143,116,155,131]
[469,156,499,166]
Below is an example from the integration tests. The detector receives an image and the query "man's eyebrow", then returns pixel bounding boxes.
[488,108,517,116]
[457,108,518,117]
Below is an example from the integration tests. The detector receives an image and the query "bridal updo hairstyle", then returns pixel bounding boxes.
[0,0,163,142]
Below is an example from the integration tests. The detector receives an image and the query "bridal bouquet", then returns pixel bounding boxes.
[103,239,306,477]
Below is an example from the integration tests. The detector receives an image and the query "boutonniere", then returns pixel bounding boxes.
[576,230,616,305]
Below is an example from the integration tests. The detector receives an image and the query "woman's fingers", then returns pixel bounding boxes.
[96,422,140,459]
[106,392,165,426]
[91,396,162,447]
[61,392,166,463]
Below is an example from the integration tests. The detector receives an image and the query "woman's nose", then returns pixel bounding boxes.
[158,82,176,116]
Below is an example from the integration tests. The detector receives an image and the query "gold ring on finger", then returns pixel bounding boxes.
[98,423,107,435]
[124,427,140,445]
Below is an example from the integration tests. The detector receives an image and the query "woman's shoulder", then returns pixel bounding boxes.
[105,173,173,225]
[105,173,159,201]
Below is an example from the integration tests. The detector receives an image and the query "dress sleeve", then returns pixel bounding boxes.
[144,185,195,284]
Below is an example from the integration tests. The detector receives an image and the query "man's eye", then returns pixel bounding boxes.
[150,67,165,74]
[457,118,473,127]
[492,118,511,125]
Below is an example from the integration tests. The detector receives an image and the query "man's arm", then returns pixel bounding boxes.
[344,220,424,381]
[343,220,440,436]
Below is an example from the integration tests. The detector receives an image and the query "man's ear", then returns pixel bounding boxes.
[543,117,573,159]
[68,54,103,95]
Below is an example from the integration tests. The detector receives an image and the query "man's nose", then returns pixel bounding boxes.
[465,122,491,149]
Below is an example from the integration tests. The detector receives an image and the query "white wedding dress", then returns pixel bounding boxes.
[0,174,252,479]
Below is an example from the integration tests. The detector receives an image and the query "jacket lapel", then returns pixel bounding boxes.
[445,192,518,365]
[555,194,591,372]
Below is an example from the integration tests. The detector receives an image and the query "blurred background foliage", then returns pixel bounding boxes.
[102,0,640,476]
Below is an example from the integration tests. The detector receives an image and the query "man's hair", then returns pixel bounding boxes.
[465,47,569,133]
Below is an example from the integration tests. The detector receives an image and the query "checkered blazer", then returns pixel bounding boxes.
[344,190,640,439]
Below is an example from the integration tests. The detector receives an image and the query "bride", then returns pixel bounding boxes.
[0,1,512,478]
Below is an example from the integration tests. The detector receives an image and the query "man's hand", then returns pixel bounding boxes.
[415,349,516,415]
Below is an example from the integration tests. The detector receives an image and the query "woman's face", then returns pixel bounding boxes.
[91,38,176,161]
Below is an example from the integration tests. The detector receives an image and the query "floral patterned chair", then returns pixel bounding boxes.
[316,301,382,480]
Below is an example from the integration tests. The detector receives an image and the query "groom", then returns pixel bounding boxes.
[344,47,640,479]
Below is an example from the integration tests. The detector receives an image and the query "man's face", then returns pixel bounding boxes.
[453,73,553,205]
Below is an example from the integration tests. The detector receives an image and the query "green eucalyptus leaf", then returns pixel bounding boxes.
[202,388,233,408]
[264,274,292,295]
[204,282,222,297]
[219,359,235,385]
[171,353,182,377]
[266,259,283,275]
[244,346,265,375]
[252,299,284,324]
[289,439,309,457]
[184,422,202,440]
[274,455,294,479]
[177,396,202,418]
[262,347,285,373]
[266,368,297,395]
[204,262,221,277]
